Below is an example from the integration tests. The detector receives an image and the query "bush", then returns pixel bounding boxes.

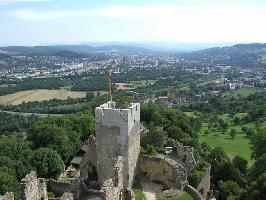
[187,170,204,188]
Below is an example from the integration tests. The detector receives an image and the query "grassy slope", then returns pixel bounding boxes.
[132,184,146,200]
[130,80,156,88]
[156,192,194,200]
[223,88,264,97]
[0,84,16,88]
[199,114,257,166]
[0,60,7,65]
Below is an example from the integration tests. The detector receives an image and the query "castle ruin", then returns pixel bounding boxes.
[0,100,210,200]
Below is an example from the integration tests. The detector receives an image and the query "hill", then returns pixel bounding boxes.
[180,43,266,68]
[0,44,156,57]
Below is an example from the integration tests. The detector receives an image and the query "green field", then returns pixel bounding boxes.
[130,80,156,88]
[0,60,7,65]
[156,192,194,200]
[132,184,146,200]
[184,112,260,166]
[199,114,257,166]
[200,128,253,165]
[0,84,16,88]
[223,88,264,97]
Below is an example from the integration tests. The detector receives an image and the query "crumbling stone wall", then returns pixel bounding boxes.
[138,155,187,189]
[20,171,48,200]
[0,192,14,200]
[185,185,204,200]
[69,176,83,199]
[197,166,211,198]
[80,136,97,179]
[125,188,135,200]
[176,144,197,170]
[100,157,124,200]
[60,193,74,200]
[49,174,83,199]
[49,180,71,196]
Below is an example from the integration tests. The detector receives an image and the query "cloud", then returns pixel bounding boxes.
[6,4,266,42]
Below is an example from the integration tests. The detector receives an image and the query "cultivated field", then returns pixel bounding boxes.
[115,83,134,90]
[223,88,264,97]
[0,89,86,105]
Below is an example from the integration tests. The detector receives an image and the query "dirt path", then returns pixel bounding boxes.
[140,179,162,200]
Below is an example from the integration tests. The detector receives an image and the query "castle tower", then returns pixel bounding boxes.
[95,101,140,188]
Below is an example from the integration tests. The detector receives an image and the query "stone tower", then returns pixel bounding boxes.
[95,101,140,188]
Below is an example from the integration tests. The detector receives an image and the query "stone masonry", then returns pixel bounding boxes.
[95,101,140,188]
[0,193,14,200]
[20,171,48,200]
[176,144,197,170]
[138,155,188,189]
[100,156,124,200]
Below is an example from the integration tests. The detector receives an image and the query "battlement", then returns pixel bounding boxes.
[95,101,140,137]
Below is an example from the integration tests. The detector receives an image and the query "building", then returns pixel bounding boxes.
[95,101,140,188]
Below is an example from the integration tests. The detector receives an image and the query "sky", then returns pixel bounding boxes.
[0,0,266,46]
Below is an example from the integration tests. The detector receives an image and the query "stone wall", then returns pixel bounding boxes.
[49,180,71,196]
[185,185,204,200]
[197,166,211,198]
[100,157,124,200]
[60,193,74,200]
[0,192,14,200]
[125,188,135,200]
[125,122,140,188]
[49,175,83,199]
[80,136,97,179]
[138,155,187,189]
[96,125,121,185]
[176,144,197,170]
[20,171,48,200]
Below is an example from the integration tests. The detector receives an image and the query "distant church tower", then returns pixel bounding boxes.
[95,101,140,188]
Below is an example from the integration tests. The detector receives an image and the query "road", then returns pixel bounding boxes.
[0,110,63,117]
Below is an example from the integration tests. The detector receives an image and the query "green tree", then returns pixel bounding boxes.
[32,148,64,179]
[187,170,204,188]
[85,91,95,101]
[218,180,244,200]
[250,128,266,159]
[28,124,81,162]
[233,156,247,175]
[141,123,165,150]
[167,125,186,141]
[0,138,33,180]
[229,129,237,140]
[250,154,266,177]
[0,171,20,199]
[254,173,266,199]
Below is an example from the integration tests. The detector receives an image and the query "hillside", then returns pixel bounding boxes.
[180,43,266,68]
[0,44,156,56]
